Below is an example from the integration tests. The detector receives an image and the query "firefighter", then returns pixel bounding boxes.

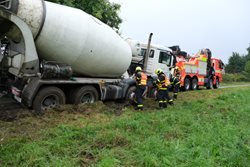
[133,66,147,110]
[210,63,215,78]
[154,68,173,108]
[170,66,181,99]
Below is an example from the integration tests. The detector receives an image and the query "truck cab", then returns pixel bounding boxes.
[126,39,175,78]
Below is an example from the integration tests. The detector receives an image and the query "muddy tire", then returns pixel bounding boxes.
[191,78,198,90]
[126,86,136,100]
[70,86,99,104]
[33,86,65,112]
[184,78,190,91]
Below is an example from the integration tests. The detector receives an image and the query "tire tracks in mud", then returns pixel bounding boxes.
[0,84,249,121]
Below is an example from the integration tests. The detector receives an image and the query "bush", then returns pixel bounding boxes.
[223,73,250,82]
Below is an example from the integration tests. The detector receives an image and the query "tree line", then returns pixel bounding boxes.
[47,0,122,31]
[224,46,250,81]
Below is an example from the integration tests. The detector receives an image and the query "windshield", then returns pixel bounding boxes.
[140,48,154,58]
[159,51,172,66]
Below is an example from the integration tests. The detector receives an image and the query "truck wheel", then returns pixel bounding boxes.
[126,86,136,100]
[213,78,219,89]
[206,78,213,89]
[191,78,198,90]
[184,78,190,91]
[71,86,99,104]
[125,86,136,105]
[33,86,65,112]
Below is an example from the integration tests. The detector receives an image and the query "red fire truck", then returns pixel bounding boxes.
[173,48,224,90]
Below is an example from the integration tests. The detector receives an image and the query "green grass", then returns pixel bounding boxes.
[0,87,250,167]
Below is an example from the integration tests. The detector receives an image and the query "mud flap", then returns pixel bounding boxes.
[21,77,41,108]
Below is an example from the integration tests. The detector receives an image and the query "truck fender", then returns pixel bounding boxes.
[120,78,136,99]
[21,77,43,108]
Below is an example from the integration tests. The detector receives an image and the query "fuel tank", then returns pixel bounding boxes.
[0,0,132,77]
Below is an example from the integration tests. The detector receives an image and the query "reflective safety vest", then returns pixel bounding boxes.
[157,74,170,90]
[171,76,180,85]
[136,72,147,86]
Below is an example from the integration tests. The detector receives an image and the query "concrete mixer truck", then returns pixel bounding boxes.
[0,0,138,111]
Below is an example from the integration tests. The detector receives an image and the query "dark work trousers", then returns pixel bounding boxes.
[166,89,173,104]
[173,80,180,99]
[135,86,146,109]
[157,89,167,108]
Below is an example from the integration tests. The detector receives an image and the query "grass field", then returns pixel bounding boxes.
[0,86,250,167]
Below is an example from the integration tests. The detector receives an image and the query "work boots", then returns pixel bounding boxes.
[159,103,164,109]
[159,102,167,109]
[163,102,167,108]
[134,106,144,111]
[168,99,174,105]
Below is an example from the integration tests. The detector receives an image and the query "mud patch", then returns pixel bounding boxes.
[0,96,30,121]
[52,101,129,116]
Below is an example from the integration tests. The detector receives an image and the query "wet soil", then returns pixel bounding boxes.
[0,95,30,121]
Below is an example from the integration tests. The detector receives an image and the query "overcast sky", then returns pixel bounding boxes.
[110,0,250,64]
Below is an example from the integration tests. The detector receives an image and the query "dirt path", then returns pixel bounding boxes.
[220,84,250,89]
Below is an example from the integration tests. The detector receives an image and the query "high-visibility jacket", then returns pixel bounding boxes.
[171,76,180,85]
[135,72,147,86]
[156,73,170,90]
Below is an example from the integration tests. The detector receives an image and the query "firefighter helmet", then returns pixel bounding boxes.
[174,66,180,71]
[155,68,163,75]
[135,66,142,72]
